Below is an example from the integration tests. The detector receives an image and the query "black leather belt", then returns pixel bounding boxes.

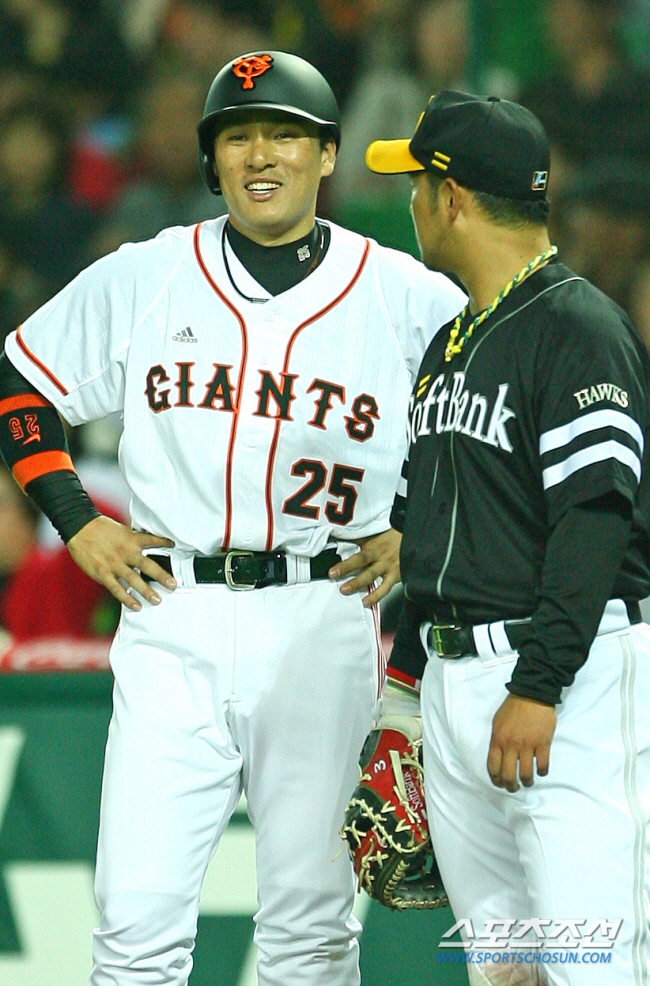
[144,548,341,590]
[428,601,642,659]
[427,618,533,658]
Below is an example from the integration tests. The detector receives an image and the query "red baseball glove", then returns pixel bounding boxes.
[341,727,448,910]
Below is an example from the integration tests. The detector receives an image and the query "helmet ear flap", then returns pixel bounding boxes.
[197,118,221,195]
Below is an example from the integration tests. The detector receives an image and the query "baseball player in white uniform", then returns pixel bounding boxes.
[0,53,465,985]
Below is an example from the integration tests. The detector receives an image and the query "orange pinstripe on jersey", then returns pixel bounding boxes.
[263,238,371,550]
[193,222,248,551]
[15,325,69,396]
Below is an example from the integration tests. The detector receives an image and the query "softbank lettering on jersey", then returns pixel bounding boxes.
[409,371,516,452]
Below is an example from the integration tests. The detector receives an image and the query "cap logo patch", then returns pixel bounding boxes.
[431,151,450,172]
[532,170,548,191]
[232,54,274,90]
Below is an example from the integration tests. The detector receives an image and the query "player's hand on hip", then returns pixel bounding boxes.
[487,694,556,793]
[67,515,177,612]
[329,527,401,607]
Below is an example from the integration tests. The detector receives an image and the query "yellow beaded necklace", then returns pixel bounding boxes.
[444,245,558,362]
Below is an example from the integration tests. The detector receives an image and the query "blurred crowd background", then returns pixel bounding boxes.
[1,0,650,663]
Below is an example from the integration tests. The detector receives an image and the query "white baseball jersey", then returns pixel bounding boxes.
[5,217,465,555]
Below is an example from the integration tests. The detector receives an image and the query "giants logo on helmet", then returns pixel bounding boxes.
[232,54,274,90]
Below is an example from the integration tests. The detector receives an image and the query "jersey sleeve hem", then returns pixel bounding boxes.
[4,333,74,421]
[545,471,639,528]
[4,332,122,428]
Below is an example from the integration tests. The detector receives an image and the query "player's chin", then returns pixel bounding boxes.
[242,198,288,226]
[423,254,449,276]
[420,246,442,271]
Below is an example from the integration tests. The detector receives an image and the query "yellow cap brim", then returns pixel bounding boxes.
[365,139,425,174]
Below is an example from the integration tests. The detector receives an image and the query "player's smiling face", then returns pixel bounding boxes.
[213,111,336,246]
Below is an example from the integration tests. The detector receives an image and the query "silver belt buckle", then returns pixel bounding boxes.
[224,550,256,590]
[431,624,463,658]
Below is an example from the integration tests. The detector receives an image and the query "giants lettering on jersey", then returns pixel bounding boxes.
[409,370,516,452]
[144,363,379,441]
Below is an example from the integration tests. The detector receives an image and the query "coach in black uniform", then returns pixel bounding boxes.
[365,93,650,985]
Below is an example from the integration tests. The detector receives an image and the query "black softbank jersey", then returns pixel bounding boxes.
[392,259,650,653]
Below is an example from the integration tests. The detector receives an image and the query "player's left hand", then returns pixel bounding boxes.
[487,694,557,792]
[329,527,401,607]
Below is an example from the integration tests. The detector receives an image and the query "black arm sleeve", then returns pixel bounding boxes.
[387,594,428,681]
[27,472,101,543]
[0,354,100,542]
[389,457,408,532]
[0,351,53,400]
[508,490,633,705]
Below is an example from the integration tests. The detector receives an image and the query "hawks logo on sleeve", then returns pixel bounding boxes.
[532,285,648,523]
[573,382,628,410]
[539,395,643,498]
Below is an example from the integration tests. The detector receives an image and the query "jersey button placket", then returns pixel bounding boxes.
[425,432,455,549]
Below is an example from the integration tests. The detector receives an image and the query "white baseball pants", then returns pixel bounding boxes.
[89,571,381,986]
[421,603,650,986]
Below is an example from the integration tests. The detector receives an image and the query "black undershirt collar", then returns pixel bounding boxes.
[224,221,330,300]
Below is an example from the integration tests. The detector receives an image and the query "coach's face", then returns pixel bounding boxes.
[213,111,336,246]
[409,172,447,271]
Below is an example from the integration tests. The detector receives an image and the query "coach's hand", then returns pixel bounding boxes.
[487,694,556,792]
[329,527,401,607]
[67,515,177,612]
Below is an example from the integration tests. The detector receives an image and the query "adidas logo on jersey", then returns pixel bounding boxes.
[172,327,198,343]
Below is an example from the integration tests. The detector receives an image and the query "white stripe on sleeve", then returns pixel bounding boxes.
[539,409,644,456]
[542,439,642,490]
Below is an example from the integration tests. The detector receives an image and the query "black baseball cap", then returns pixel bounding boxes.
[366,90,551,201]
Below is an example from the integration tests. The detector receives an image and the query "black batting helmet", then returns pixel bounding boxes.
[197,51,341,195]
